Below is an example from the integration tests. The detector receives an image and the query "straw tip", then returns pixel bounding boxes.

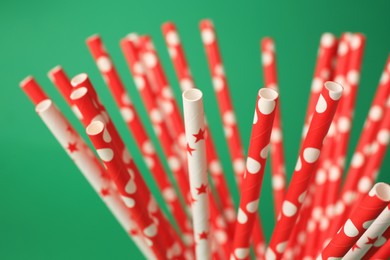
[371,182,390,201]
[20,75,34,88]
[35,99,52,113]
[324,81,343,95]
[162,22,175,31]
[258,88,279,101]
[86,34,101,43]
[124,33,139,43]
[199,19,213,29]
[48,65,62,77]
[183,88,203,102]
[71,73,88,87]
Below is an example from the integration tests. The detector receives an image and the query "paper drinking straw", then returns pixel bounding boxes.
[366,226,390,259]
[20,76,48,105]
[121,35,192,204]
[121,37,233,255]
[301,33,338,140]
[182,89,211,259]
[85,120,181,259]
[318,183,390,259]
[343,204,390,259]
[138,35,187,156]
[161,22,195,92]
[70,76,186,258]
[161,22,236,229]
[353,96,390,203]
[311,33,353,249]
[260,37,286,217]
[199,19,246,187]
[199,20,267,256]
[48,66,74,104]
[231,88,278,260]
[266,81,343,259]
[34,99,154,259]
[86,35,193,245]
[326,56,390,240]
[301,35,365,257]
[326,34,366,203]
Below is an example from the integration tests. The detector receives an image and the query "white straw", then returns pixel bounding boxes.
[182,89,211,259]
[35,99,154,259]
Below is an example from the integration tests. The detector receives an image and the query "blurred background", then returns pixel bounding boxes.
[1,0,390,259]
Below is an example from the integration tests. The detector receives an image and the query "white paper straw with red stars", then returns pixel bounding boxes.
[260,37,287,217]
[70,76,186,259]
[120,36,234,257]
[20,77,154,259]
[85,35,194,246]
[199,20,267,258]
[161,21,236,231]
[231,88,278,260]
[266,81,343,259]
[325,56,390,241]
[300,33,338,141]
[35,99,155,259]
[343,203,390,259]
[318,183,390,259]
[182,89,211,259]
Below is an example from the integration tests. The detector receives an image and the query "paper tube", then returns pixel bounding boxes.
[199,20,266,257]
[35,99,154,259]
[70,75,185,259]
[318,182,390,259]
[231,88,278,260]
[326,55,390,240]
[20,76,48,105]
[182,89,211,259]
[343,204,390,259]
[86,35,193,246]
[138,35,187,157]
[267,81,343,259]
[86,120,184,259]
[161,22,236,231]
[301,33,338,141]
[261,37,287,217]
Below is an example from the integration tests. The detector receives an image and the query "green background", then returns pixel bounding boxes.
[1,0,390,259]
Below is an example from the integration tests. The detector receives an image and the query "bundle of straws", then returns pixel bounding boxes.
[20,19,390,260]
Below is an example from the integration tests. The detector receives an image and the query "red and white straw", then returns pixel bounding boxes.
[182,89,211,259]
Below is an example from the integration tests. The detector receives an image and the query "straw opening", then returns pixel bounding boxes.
[86,121,104,136]
[70,87,88,100]
[35,99,52,113]
[259,88,278,101]
[373,182,390,201]
[71,73,88,87]
[183,89,203,102]
[324,81,343,94]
